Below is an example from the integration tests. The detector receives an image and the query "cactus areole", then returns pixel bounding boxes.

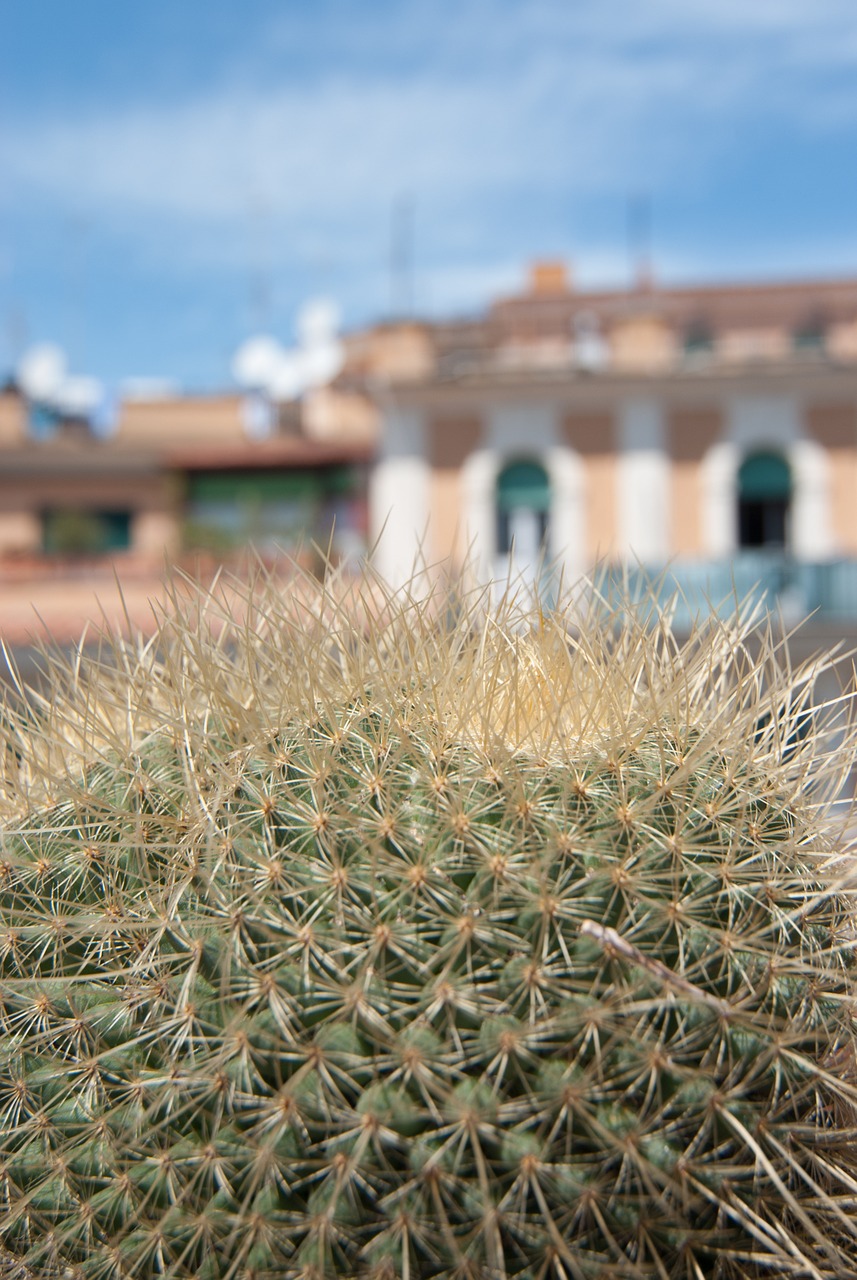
[0,565,855,1278]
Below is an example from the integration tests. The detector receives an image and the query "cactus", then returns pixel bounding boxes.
[0,565,855,1278]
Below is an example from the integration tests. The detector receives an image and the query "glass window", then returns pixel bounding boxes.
[793,325,826,352]
[184,467,363,554]
[42,509,131,555]
[683,321,714,356]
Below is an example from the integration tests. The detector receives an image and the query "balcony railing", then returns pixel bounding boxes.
[596,554,857,631]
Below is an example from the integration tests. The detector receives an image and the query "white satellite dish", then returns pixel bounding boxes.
[301,340,344,388]
[54,375,104,417]
[242,393,275,441]
[232,335,286,390]
[17,343,67,404]
[297,299,340,347]
[297,299,343,389]
[231,299,344,403]
[268,351,308,402]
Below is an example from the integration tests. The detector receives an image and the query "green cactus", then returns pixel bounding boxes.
[0,566,855,1278]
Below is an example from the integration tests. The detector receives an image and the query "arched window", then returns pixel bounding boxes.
[737,451,791,549]
[496,458,550,560]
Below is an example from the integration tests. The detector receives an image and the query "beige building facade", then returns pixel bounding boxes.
[366,267,857,604]
[5,263,857,618]
[0,386,371,562]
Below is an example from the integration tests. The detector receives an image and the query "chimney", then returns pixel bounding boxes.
[529,260,570,295]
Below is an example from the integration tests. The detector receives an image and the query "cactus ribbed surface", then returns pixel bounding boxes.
[0,568,855,1278]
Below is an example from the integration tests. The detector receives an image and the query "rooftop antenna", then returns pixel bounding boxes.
[390,194,414,318]
[4,306,28,377]
[627,193,652,290]
[67,214,88,367]
[311,250,334,299]
[248,195,273,333]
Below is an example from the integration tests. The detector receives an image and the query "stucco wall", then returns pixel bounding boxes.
[805,403,857,554]
[617,400,670,562]
[369,407,429,585]
[131,510,182,556]
[609,316,676,371]
[0,394,26,446]
[117,396,246,446]
[668,407,724,557]
[0,511,40,554]
[563,411,616,562]
[428,415,483,564]
[373,382,857,587]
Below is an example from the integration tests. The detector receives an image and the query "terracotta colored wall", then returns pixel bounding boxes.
[717,329,789,362]
[428,416,483,563]
[0,469,172,554]
[0,511,40,554]
[344,325,435,383]
[302,388,380,445]
[0,393,26,446]
[667,407,724,557]
[563,411,616,563]
[0,474,165,511]
[805,403,857,553]
[131,510,182,555]
[608,317,676,372]
[827,322,857,361]
[117,396,246,446]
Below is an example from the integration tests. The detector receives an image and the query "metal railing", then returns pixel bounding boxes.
[596,555,857,631]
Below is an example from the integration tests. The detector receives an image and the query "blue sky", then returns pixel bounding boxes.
[2,0,857,393]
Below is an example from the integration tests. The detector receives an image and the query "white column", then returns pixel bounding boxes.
[461,449,499,581]
[617,399,669,562]
[546,444,586,584]
[701,440,738,557]
[791,435,834,559]
[369,406,429,587]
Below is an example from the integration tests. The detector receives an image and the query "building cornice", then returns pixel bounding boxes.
[165,439,374,470]
[376,359,857,411]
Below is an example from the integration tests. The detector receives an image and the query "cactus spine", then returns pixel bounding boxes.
[0,567,854,1278]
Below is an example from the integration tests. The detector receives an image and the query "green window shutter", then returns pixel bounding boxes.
[188,472,323,504]
[737,452,791,501]
[496,460,550,512]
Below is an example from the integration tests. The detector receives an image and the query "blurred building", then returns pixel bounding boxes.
[0,381,372,565]
[5,261,857,621]
[363,263,857,619]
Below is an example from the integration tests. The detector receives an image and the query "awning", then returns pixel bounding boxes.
[738,452,791,501]
[497,459,551,512]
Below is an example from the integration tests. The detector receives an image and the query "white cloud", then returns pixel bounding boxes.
[2,0,856,321]
[5,3,854,208]
[4,73,593,227]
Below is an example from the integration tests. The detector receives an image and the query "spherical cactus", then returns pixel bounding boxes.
[0,567,855,1279]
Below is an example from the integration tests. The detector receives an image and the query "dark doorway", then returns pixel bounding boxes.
[496,458,550,559]
[737,452,791,550]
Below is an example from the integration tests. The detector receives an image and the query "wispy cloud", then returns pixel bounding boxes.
[5,1,854,217]
[3,0,857,357]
